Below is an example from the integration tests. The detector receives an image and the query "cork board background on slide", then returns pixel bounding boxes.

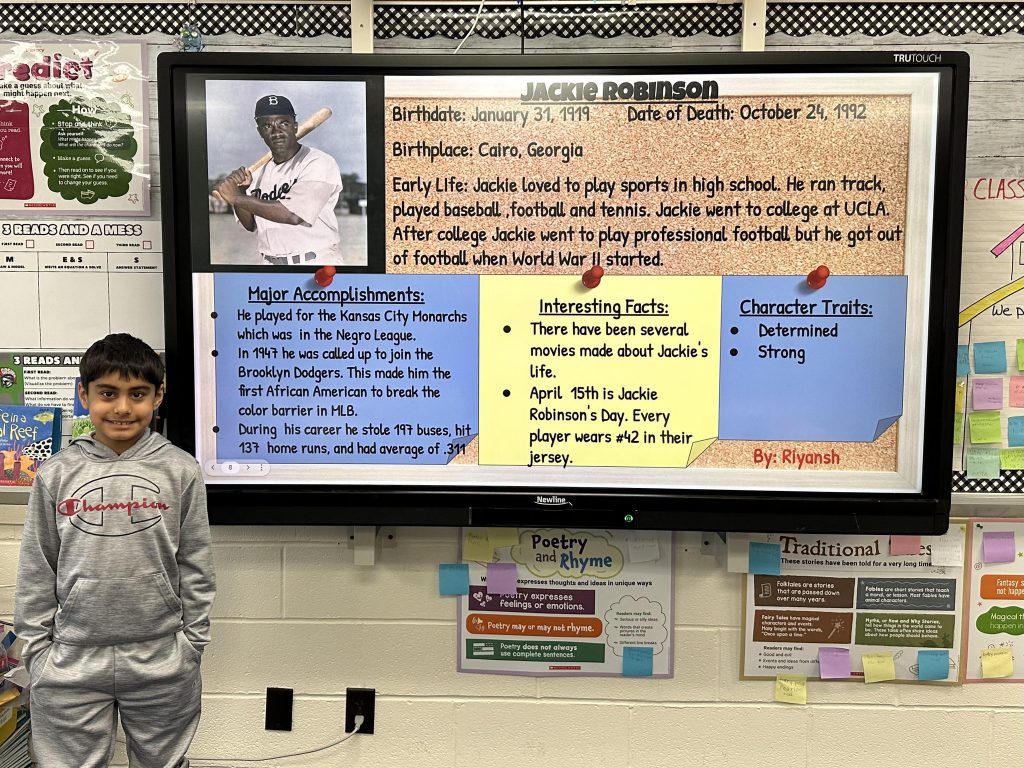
[386,92,912,472]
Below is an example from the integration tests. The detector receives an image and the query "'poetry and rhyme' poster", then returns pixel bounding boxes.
[458,528,674,676]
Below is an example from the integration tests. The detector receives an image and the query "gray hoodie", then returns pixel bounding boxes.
[14,430,215,668]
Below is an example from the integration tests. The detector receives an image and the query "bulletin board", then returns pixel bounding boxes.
[953,179,1024,497]
[0,220,164,498]
[0,38,159,500]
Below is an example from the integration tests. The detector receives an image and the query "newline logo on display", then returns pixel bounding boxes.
[534,495,571,506]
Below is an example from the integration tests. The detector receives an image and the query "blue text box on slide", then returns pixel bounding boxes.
[719,276,907,442]
[213,273,479,464]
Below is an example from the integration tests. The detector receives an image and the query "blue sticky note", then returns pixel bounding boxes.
[749,542,782,575]
[1008,417,1024,448]
[917,649,950,681]
[438,563,470,596]
[956,345,970,377]
[622,646,654,677]
[974,341,1007,374]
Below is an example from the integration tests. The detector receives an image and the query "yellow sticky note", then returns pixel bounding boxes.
[955,379,966,413]
[953,412,963,445]
[774,673,807,704]
[478,276,720,468]
[1018,339,1024,371]
[488,528,520,548]
[462,529,494,561]
[862,652,897,683]
[969,411,1002,444]
[981,647,1014,678]
[1000,447,1024,470]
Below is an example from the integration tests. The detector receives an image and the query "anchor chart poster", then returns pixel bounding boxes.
[457,528,674,676]
[736,527,967,683]
[963,519,1024,682]
[0,41,147,214]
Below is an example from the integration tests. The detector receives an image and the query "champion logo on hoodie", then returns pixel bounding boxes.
[58,474,169,536]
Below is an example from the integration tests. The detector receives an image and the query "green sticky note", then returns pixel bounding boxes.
[969,411,1002,444]
[966,447,1000,480]
[1000,447,1024,470]
[953,412,964,444]
[1018,339,1024,371]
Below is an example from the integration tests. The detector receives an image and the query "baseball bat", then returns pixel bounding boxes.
[213,107,334,200]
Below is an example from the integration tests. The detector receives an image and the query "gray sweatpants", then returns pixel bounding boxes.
[28,632,202,768]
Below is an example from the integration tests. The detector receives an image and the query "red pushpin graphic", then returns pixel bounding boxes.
[582,265,605,289]
[314,265,336,287]
[806,264,829,289]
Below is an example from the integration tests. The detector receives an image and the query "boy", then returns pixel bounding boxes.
[15,334,216,768]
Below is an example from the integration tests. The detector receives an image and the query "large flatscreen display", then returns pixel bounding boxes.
[158,51,969,531]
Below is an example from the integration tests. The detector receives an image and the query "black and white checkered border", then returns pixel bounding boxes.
[1,3,1021,39]
[375,4,741,39]
[770,3,1024,36]
[953,471,1024,494]
[0,4,352,37]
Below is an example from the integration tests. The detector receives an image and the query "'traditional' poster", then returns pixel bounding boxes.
[735,526,967,683]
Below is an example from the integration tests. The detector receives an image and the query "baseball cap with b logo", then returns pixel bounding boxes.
[255,95,296,119]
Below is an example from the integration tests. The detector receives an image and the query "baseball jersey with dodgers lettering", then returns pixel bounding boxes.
[243,144,343,260]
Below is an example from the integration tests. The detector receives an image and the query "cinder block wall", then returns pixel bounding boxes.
[1,510,1021,767]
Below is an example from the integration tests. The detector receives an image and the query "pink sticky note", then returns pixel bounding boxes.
[973,378,1003,410]
[982,531,1016,564]
[486,562,519,595]
[818,647,851,679]
[1011,377,1024,408]
[890,535,921,556]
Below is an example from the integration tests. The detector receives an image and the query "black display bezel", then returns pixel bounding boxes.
[158,51,969,533]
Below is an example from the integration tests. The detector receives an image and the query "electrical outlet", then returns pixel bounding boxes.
[345,687,375,734]
[265,687,293,731]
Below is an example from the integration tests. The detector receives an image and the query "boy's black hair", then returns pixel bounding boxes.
[80,334,165,390]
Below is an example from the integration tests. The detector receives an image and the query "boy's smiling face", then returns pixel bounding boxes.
[78,372,164,454]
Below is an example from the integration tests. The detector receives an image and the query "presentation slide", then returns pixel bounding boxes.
[182,64,949,498]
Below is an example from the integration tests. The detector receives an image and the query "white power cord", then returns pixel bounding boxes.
[453,0,488,54]
[189,714,365,765]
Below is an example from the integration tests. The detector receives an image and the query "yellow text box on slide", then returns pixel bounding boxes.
[479,276,721,468]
